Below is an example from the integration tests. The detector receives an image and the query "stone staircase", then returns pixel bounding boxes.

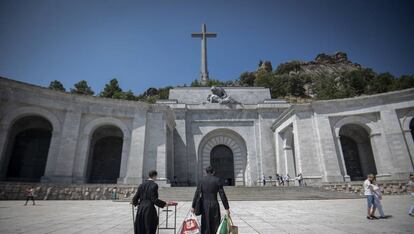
[142,186,362,202]
[0,182,366,201]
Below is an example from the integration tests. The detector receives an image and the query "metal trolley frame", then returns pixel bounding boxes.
[157,203,178,233]
[132,203,178,234]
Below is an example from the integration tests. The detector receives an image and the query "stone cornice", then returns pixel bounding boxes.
[0,76,150,111]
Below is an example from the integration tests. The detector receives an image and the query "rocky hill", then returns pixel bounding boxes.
[272,52,362,76]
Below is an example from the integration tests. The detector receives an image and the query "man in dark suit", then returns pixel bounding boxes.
[191,166,230,234]
[132,170,171,234]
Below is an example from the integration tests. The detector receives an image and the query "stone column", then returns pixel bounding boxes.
[42,129,62,180]
[314,116,344,182]
[42,110,82,183]
[0,124,10,179]
[402,128,414,167]
[72,130,91,183]
[117,134,131,183]
[258,112,277,178]
[334,135,350,182]
[283,145,296,176]
[380,109,413,179]
[152,112,168,185]
[172,110,188,185]
[275,132,285,176]
[122,110,147,184]
[369,132,393,179]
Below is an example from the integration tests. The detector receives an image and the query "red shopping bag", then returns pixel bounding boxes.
[179,211,201,234]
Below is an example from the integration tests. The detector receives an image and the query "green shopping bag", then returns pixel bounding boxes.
[217,214,238,234]
[216,214,229,234]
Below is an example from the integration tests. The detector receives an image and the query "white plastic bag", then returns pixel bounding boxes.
[178,211,201,234]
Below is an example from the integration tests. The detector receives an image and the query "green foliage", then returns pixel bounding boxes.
[313,75,345,100]
[239,72,256,86]
[70,80,94,95]
[99,79,123,98]
[367,72,394,94]
[190,79,226,87]
[275,60,302,75]
[286,74,306,97]
[48,80,66,92]
[158,86,172,100]
[135,86,172,103]
[390,75,414,90]
[60,54,414,103]
[254,72,287,98]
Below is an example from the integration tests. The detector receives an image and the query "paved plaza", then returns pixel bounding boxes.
[0,195,413,234]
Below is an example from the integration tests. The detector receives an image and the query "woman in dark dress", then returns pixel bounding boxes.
[191,166,230,234]
[132,170,167,234]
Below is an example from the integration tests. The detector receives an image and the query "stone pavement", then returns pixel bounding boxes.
[0,196,413,234]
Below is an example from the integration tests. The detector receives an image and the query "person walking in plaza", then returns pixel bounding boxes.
[372,176,386,218]
[285,174,291,187]
[364,174,377,220]
[297,173,304,186]
[408,173,414,217]
[279,174,284,186]
[192,166,230,234]
[275,174,280,186]
[262,174,266,186]
[24,187,35,206]
[131,170,171,234]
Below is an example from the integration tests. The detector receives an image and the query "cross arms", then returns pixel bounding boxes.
[191,33,217,38]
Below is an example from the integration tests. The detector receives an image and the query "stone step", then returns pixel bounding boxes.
[120,186,362,202]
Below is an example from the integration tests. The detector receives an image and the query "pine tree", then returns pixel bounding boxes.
[70,80,94,95]
[99,79,123,98]
[48,80,65,92]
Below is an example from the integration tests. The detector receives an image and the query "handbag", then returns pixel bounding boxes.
[227,214,238,234]
[194,185,203,216]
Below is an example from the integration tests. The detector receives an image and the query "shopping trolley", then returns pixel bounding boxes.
[131,202,178,234]
[158,202,178,233]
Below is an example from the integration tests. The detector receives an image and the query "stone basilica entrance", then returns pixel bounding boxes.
[198,129,248,186]
[210,145,235,186]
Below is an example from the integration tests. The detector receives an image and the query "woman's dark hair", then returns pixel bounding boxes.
[206,166,215,175]
[148,170,158,178]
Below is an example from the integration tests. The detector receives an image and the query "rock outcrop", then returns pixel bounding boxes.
[276,52,362,77]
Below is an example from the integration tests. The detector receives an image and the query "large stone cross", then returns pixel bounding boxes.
[191,24,217,85]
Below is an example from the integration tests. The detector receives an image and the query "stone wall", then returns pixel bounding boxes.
[0,182,137,200]
[321,180,410,196]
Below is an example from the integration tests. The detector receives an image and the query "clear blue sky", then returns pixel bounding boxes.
[1,0,413,94]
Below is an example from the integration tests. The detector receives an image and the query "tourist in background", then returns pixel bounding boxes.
[279,174,284,186]
[192,166,230,234]
[24,187,35,206]
[298,173,304,186]
[408,173,414,217]
[275,174,280,186]
[172,176,178,186]
[285,174,291,187]
[372,176,386,218]
[132,170,173,234]
[364,174,377,220]
[262,174,266,186]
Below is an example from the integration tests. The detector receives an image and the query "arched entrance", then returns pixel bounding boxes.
[198,129,248,186]
[210,145,235,186]
[339,124,377,181]
[87,125,123,183]
[4,116,52,182]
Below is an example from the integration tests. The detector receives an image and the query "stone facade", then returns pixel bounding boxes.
[0,77,174,186]
[0,77,413,187]
[272,89,414,184]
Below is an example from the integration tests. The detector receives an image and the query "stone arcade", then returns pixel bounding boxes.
[0,77,413,187]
